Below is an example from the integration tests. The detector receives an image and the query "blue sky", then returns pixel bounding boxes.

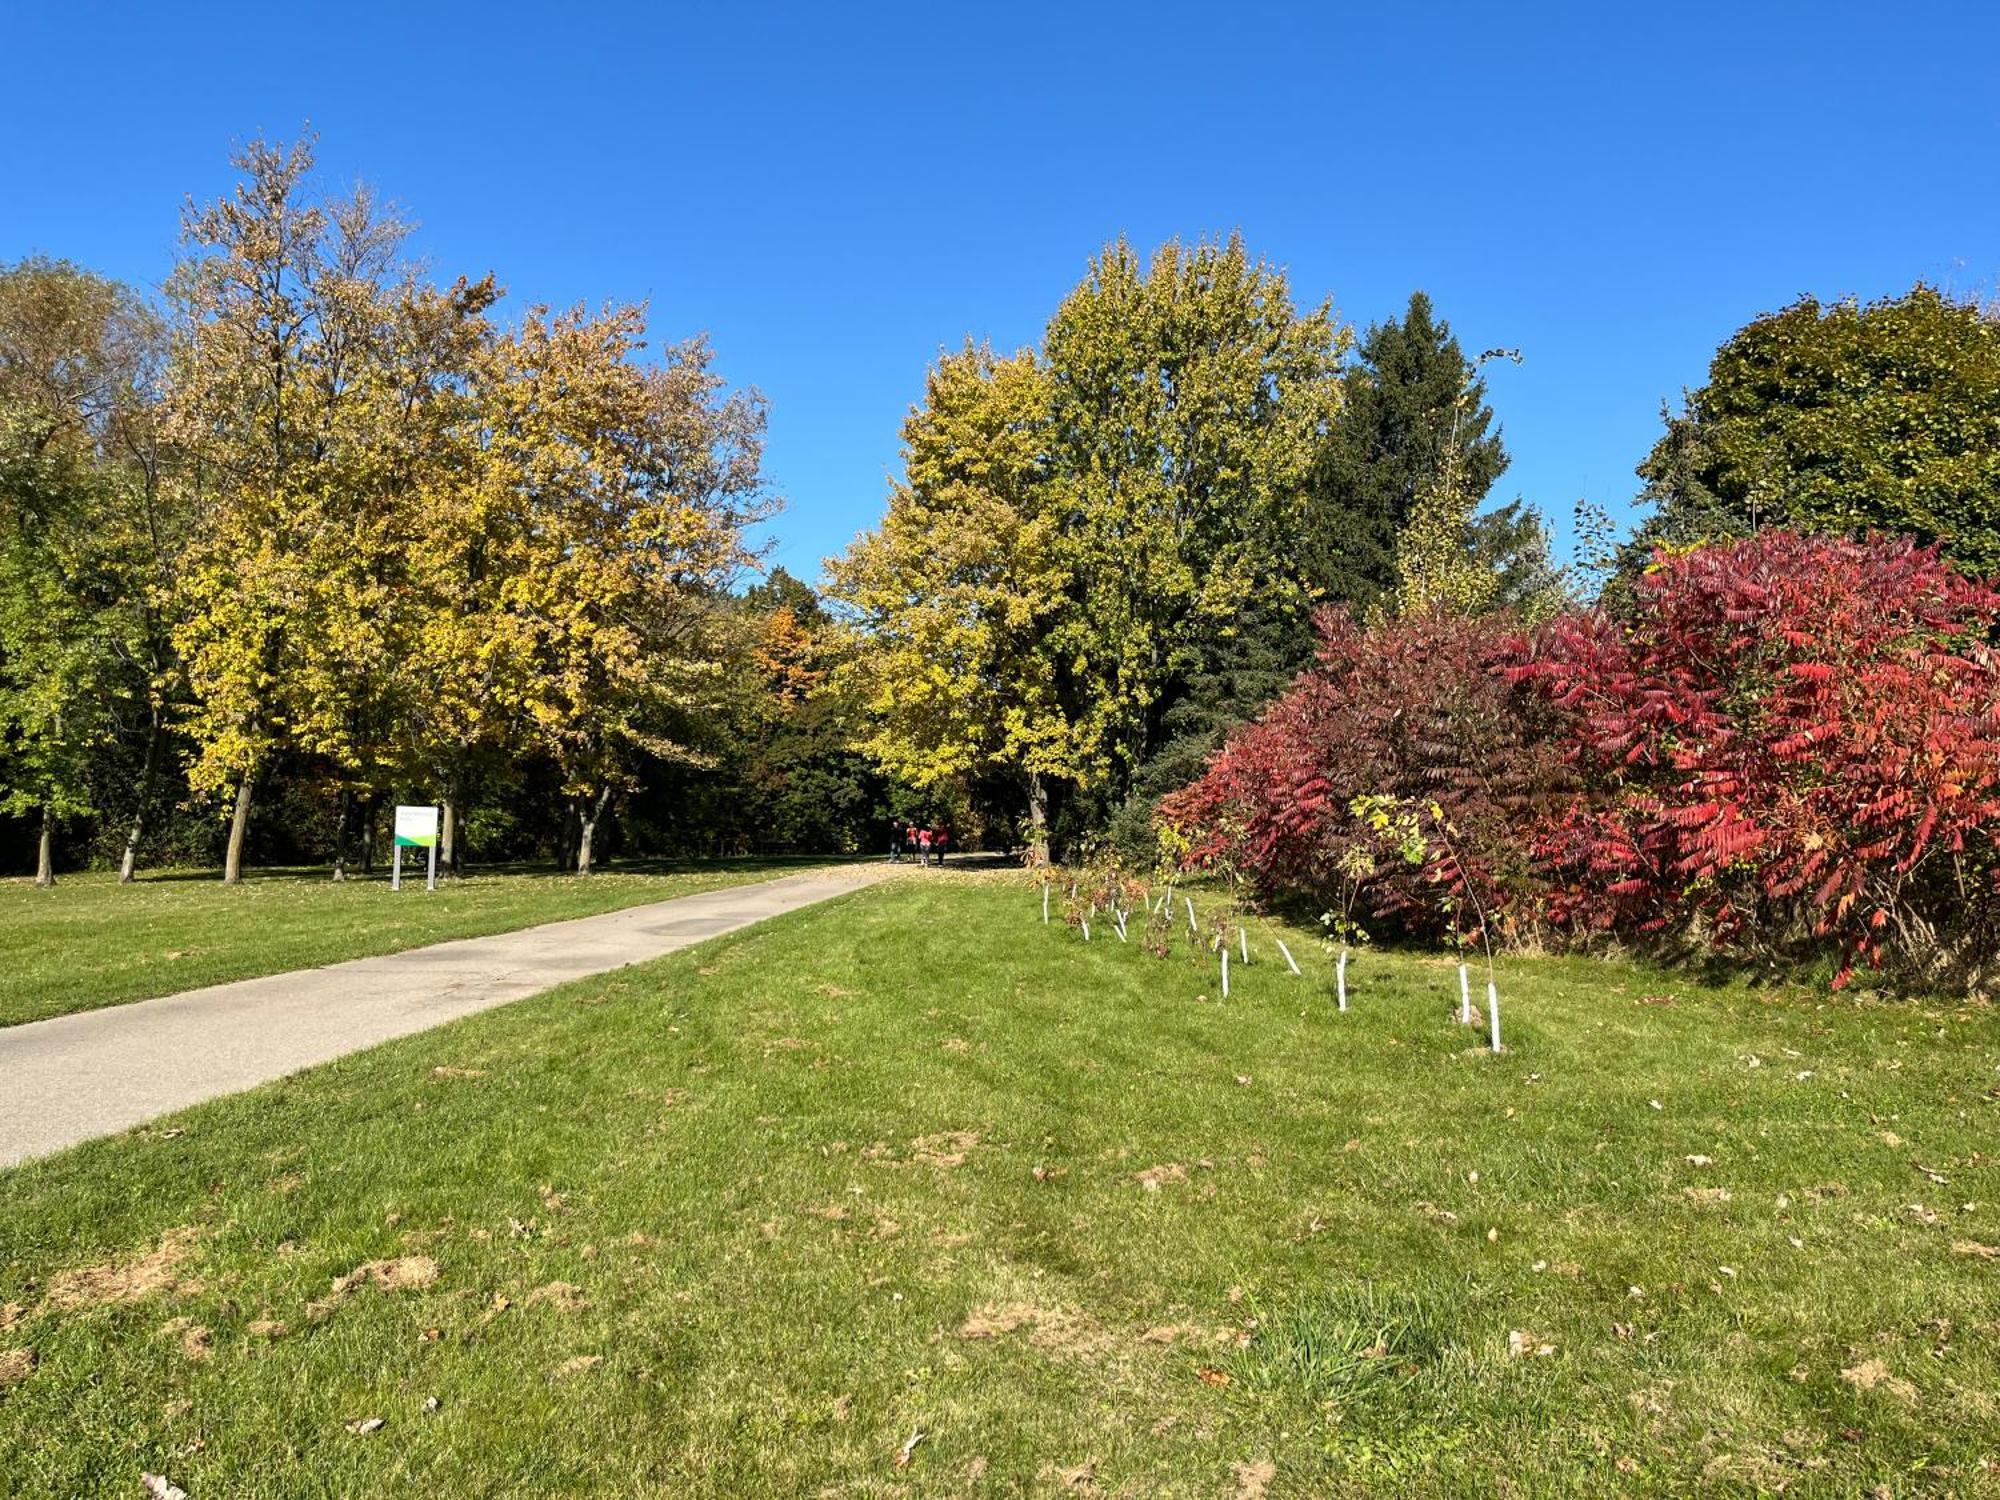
[4,2,1995,580]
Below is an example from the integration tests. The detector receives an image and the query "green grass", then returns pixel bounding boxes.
[3,874,1998,1496]
[0,856,843,1028]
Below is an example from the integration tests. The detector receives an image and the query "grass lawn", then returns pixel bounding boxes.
[0,857,845,1028]
[2,874,1998,1496]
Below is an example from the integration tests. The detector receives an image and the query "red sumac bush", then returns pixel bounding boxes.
[1510,531,2000,985]
[1160,607,1574,941]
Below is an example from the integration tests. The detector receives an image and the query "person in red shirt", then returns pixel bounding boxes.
[933,826,949,865]
[917,827,933,866]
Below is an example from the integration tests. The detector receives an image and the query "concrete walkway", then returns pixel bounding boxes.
[0,865,891,1168]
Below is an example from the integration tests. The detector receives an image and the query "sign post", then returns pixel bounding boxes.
[393,805,441,892]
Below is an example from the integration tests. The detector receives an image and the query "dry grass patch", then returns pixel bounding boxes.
[1840,1357,1918,1404]
[912,1130,980,1168]
[307,1255,439,1319]
[44,1226,202,1311]
[525,1281,588,1313]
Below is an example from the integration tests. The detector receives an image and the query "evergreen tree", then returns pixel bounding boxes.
[1303,291,1509,611]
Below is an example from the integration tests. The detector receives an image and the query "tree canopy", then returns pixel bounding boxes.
[1630,285,2000,572]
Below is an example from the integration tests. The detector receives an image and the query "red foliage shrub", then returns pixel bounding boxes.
[1159,608,1574,940]
[1509,532,2000,984]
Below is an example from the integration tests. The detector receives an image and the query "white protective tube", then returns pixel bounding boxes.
[1458,963,1472,1025]
[1488,980,1502,1052]
[1337,948,1349,1012]
[1239,928,1248,964]
[1276,938,1301,976]
[1220,947,1230,1000]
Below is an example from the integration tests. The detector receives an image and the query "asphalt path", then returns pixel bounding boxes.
[0,864,891,1168]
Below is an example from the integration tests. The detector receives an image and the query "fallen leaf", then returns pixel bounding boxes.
[1507,1329,1557,1358]
[345,1416,385,1435]
[140,1477,188,1500]
[894,1428,926,1469]
[1685,1154,1714,1167]
[1197,1366,1232,1386]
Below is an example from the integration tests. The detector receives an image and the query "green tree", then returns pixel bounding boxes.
[1630,285,2000,572]
[1304,291,1508,610]
[0,258,166,885]
[1040,235,1345,807]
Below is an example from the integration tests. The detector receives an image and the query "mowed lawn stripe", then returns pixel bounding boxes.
[1,874,1995,1496]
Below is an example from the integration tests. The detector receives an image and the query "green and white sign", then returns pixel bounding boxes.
[394,805,440,849]
[391,804,441,891]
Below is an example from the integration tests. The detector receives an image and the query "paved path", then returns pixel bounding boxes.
[0,865,891,1168]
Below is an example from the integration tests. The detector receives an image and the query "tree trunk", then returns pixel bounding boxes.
[1026,771,1050,867]
[35,804,55,888]
[576,787,612,876]
[223,774,254,885]
[119,705,163,883]
[331,787,353,881]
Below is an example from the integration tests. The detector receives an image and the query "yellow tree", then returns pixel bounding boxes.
[168,135,429,882]
[828,345,1078,862]
[460,306,769,873]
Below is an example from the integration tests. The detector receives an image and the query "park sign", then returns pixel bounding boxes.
[392,804,441,891]
[394,805,440,849]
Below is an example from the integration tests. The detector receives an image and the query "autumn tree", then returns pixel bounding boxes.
[828,345,1074,860]
[464,307,770,873]
[168,134,438,882]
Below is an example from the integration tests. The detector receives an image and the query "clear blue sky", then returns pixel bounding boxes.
[4,2,1995,579]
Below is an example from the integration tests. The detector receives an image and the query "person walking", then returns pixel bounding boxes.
[933,826,949,866]
[918,827,933,867]
[889,822,904,864]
